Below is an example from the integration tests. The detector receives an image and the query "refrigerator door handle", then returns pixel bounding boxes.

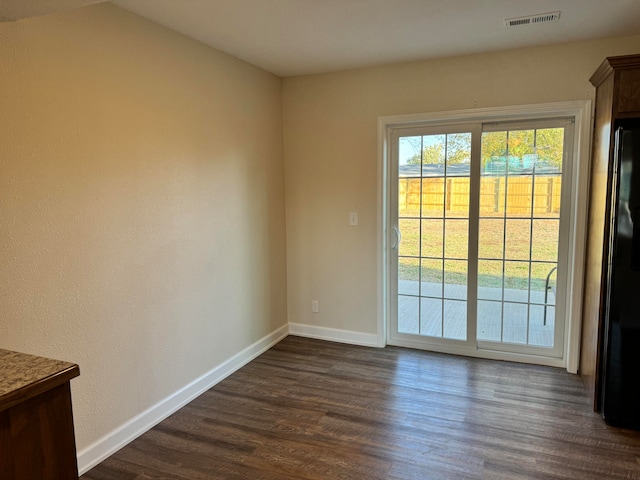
[633,207,640,271]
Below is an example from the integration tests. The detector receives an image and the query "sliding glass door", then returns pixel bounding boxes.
[389,118,573,361]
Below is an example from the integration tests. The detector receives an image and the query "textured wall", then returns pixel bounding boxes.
[0,3,286,451]
[282,36,640,338]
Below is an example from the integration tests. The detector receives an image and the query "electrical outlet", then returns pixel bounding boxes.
[311,300,319,313]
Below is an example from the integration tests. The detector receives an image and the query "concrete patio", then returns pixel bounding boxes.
[398,280,555,347]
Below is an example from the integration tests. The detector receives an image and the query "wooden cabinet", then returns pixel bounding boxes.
[581,54,640,410]
[0,349,80,480]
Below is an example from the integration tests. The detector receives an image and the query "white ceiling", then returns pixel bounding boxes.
[3,0,640,77]
[0,0,103,22]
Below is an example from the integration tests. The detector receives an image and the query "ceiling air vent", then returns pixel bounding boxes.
[505,11,560,27]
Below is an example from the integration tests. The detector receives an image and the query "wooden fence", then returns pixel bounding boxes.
[399,175,562,216]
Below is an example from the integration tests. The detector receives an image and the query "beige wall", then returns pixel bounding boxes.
[0,3,286,452]
[283,36,640,336]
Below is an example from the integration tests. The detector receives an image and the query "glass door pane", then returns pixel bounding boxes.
[397,132,472,341]
[477,127,563,348]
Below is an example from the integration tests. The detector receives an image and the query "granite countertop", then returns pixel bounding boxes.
[0,349,79,412]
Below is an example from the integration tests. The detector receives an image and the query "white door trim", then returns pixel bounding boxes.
[377,100,592,373]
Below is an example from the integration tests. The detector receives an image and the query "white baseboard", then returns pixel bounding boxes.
[288,322,379,347]
[77,324,289,475]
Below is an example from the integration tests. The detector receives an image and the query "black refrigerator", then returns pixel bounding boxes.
[601,121,640,428]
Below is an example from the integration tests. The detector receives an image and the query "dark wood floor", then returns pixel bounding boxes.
[82,336,640,479]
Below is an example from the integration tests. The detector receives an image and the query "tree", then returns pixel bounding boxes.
[481,128,564,169]
[535,128,564,166]
[407,133,471,165]
[406,128,563,168]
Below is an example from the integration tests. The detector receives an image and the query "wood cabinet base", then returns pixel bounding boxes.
[0,382,79,480]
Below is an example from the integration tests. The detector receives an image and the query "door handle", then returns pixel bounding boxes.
[633,207,640,271]
[391,226,402,249]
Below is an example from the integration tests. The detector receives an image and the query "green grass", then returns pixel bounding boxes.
[398,216,558,290]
